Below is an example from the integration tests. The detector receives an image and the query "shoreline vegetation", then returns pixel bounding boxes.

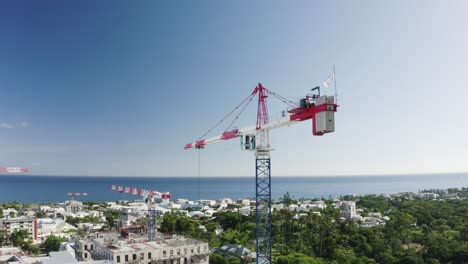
[1,188,467,264]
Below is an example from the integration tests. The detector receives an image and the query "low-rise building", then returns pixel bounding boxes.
[88,233,209,264]
[213,244,254,261]
[37,218,77,240]
[239,207,250,216]
[335,201,356,220]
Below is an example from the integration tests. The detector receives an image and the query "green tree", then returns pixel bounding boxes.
[9,229,32,251]
[36,211,46,218]
[135,216,148,225]
[27,245,40,255]
[276,252,325,264]
[280,192,297,207]
[209,253,228,264]
[214,211,244,230]
[104,211,122,228]
[398,254,423,264]
[160,213,177,234]
[43,235,68,253]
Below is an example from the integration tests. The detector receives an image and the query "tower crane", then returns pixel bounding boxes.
[108,185,171,241]
[67,192,88,213]
[184,80,338,264]
[108,185,170,205]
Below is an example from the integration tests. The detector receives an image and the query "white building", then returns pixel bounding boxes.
[37,218,77,240]
[239,207,250,216]
[2,208,18,218]
[216,198,233,207]
[64,200,84,213]
[0,217,38,243]
[3,251,114,264]
[419,192,438,200]
[335,201,356,220]
[237,199,250,207]
[84,233,209,264]
[196,200,217,207]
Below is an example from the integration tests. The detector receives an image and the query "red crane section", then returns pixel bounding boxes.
[0,167,29,173]
[184,83,338,149]
[108,185,170,204]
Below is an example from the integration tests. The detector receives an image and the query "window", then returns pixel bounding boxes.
[177,249,180,255]
[191,248,194,254]
[148,252,151,259]
[125,255,128,262]
[91,245,94,250]
[85,245,88,250]
[163,251,166,257]
[117,256,120,263]
[170,250,173,256]
[84,253,88,258]
[184,248,187,255]
[133,253,137,260]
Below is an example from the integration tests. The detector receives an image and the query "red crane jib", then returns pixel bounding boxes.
[221,129,240,140]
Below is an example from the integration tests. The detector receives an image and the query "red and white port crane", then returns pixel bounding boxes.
[67,192,88,212]
[184,78,338,264]
[108,185,171,205]
[0,167,29,173]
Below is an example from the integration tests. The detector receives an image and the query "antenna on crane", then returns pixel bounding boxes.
[185,78,338,264]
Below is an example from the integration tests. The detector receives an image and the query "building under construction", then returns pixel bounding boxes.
[74,232,209,264]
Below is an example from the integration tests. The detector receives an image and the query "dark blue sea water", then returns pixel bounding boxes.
[0,174,466,203]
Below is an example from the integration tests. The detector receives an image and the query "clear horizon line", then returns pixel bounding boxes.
[1,171,466,178]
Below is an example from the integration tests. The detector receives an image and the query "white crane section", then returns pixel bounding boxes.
[109,185,170,205]
[184,94,336,150]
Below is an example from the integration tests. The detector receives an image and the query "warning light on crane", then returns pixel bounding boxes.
[184,80,338,264]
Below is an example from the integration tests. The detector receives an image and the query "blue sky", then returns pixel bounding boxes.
[1,1,467,177]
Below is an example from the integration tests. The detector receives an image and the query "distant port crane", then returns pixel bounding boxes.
[184,80,338,264]
[0,167,29,173]
[108,185,170,205]
[67,192,88,212]
[108,185,171,241]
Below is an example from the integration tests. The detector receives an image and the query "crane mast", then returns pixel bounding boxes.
[185,81,338,264]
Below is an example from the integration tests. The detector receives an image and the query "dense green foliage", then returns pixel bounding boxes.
[8,229,40,254]
[103,211,124,228]
[36,210,46,218]
[160,195,468,264]
[160,212,204,238]
[43,235,68,253]
[65,215,100,225]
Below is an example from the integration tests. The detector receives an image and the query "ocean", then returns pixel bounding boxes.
[0,174,466,203]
